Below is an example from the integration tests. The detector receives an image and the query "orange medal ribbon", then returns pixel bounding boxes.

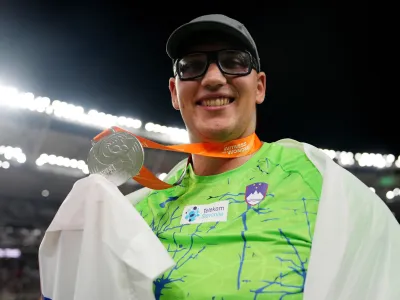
[92,126,262,190]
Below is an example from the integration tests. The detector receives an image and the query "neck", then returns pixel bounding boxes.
[191,154,254,176]
[189,129,258,176]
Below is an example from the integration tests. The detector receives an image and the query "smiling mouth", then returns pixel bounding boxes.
[196,97,235,107]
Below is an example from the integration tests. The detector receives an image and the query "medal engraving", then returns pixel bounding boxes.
[87,131,144,186]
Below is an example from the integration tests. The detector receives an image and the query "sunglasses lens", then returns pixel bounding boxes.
[177,53,208,79]
[219,50,251,75]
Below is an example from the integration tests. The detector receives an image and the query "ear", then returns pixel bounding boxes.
[255,71,267,105]
[169,77,180,110]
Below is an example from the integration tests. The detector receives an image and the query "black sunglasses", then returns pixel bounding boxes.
[173,49,259,81]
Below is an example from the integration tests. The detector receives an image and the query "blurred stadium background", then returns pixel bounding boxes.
[0,84,399,299]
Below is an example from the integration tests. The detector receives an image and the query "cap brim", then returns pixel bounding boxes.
[166,21,254,59]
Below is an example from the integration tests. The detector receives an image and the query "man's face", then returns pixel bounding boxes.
[169,43,266,143]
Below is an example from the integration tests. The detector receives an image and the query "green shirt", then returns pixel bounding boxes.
[135,142,322,300]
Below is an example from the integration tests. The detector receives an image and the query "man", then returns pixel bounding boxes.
[39,13,399,300]
[134,14,323,299]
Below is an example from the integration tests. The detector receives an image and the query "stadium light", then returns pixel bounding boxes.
[35,153,89,174]
[0,84,189,143]
[0,145,27,164]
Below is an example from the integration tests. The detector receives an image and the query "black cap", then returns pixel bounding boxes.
[166,14,260,70]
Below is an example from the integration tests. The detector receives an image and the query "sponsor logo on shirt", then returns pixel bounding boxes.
[180,200,229,225]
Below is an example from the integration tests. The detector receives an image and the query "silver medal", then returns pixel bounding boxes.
[87,130,144,186]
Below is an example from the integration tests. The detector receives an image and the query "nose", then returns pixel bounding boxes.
[201,63,226,90]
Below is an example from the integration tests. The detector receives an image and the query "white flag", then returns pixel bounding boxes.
[39,174,175,300]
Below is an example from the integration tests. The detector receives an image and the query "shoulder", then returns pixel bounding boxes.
[266,139,323,187]
[279,139,396,223]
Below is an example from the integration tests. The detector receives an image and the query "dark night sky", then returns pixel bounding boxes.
[0,2,393,154]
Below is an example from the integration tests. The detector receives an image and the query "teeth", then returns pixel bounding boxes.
[201,98,231,106]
